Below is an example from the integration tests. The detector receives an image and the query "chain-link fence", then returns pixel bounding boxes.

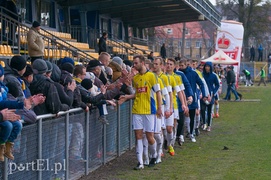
[0,100,134,180]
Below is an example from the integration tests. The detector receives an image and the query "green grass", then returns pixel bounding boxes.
[114,85,271,180]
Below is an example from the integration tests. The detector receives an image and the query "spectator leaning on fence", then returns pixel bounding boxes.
[30,59,69,115]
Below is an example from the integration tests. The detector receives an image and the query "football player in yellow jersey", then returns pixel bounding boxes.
[152,57,173,158]
[118,55,163,170]
[166,58,188,147]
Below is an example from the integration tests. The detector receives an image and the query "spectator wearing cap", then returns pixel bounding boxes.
[4,55,27,100]
[29,59,69,115]
[45,61,53,78]
[87,60,122,100]
[27,21,44,63]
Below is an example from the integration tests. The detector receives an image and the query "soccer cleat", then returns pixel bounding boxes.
[195,128,200,136]
[143,159,149,166]
[98,115,109,125]
[180,135,184,143]
[207,126,211,132]
[203,124,207,131]
[134,162,144,170]
[148,158,156,167]
[190,134,196,143]
[168,145,175,156]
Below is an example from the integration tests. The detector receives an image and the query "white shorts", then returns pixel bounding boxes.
[132,114,155,132]
[174,109,179,119]
[165,114,174,127]
[161,105,166,129]
[154,116,162,133]
[197,99,201,110]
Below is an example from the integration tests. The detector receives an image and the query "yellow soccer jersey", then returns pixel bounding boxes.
[195,69,203,79]
[132,71,160,114]
[167,74,180,109]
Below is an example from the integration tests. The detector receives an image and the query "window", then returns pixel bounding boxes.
[179,40,182,47]
[196,54,200,59]
[196,41,201,48]
[186,40,191,48]
[185,55,191,58]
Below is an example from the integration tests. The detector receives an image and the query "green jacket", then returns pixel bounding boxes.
[260,69,266,78]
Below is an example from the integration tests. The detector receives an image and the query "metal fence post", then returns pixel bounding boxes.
[117,104,121,157]
[85,111,89,176]
[3,157,7,180]
[65,113,69,180]
[38,118,42,180]
[102,124,106,165]
[129,100,133,150]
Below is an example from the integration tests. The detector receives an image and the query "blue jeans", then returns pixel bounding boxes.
[0,120,22,144]
[225,84,239,100]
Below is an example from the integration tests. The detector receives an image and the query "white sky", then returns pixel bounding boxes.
[209,0,216,5]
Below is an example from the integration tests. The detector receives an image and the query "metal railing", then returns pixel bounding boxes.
[0,100,134,180]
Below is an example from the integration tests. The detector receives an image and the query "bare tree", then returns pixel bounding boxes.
[217,0,271,59]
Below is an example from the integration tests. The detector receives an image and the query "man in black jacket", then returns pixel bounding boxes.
[98,32,107,54]
[223,66,240,101]
[30,59,69,115]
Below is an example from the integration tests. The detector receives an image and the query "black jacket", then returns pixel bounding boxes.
[98,36,107,54]
[30,74,69,115]
[226,70,236,85]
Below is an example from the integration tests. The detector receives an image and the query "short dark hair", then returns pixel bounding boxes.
[133,55,145,62]
[167,58,177,65]
[74,65,86,77]
[102,32,107,37]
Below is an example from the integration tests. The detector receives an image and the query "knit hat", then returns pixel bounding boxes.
[112,56,123,66]
[61,62,74,74]
[81,78,93,90]
[45,61,53,73]
[32,59,48,74]
[32,21,40,28]
[85,72,96,83]
[0,65,4,77]
[10,55,27,71]
[61,57,75,66]
[51,63,61,82]
[23,65,33,77]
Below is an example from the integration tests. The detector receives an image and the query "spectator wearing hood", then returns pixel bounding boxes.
[201,62,220,132]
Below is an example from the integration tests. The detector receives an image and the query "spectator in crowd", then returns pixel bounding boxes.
[27,21,44,63]
[87,60,122,100]
[0,0,19,45]
[98,32,108,54]
[258,67,267,86]
[242,69,253,86]
[21,65,33,98]
[175,53,181,61]
[30,59,69,115]
[6,82,37,124]
[147,52,154,61]
[98,52,113,84]
[0,64,22,161]
[145,59,151,70]
[108,56,123,82]
[160,43,167,59]
[223,66,240,101]
[258,44,263,62]
[250,46,255,62]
